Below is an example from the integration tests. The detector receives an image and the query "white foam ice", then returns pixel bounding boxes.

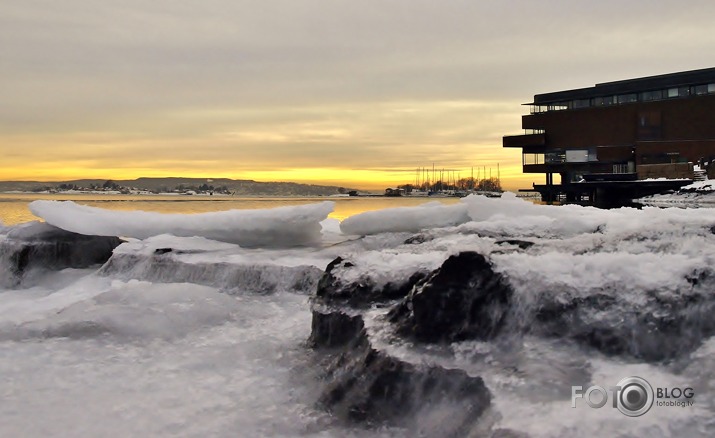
[0,272,400,437]
[30,200,335,247]
[0,278,240,341]
[340,201,470,235]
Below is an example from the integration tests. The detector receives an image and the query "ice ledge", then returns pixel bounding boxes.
[99,252,323,295]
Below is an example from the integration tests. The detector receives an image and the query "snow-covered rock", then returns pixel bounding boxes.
[0,221,121,288]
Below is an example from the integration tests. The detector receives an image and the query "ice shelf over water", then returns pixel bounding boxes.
[1,194,714,437]
[30,200,335,247]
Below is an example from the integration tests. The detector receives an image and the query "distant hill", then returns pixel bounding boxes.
[0,177,360,196]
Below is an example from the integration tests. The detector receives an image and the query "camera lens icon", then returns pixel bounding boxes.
[616,376,654,417]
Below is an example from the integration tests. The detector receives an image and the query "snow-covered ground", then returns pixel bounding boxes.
[2,195,714,437]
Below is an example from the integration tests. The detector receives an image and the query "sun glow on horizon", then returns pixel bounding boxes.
[0,162,536,192]
[0,98,534,191]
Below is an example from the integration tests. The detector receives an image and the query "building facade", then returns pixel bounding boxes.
[504,67,715,205]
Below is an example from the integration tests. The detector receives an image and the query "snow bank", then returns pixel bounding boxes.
[29,200,334,247]
[340,201,470,235]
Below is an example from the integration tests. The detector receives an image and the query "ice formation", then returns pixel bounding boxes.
[29,200,334,247]
[340,201,470,235]
[2,195,715,437]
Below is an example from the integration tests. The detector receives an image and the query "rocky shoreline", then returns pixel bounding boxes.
[4,210,715,436]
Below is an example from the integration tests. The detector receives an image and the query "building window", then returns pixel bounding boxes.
[693,84,709,95]
[523,153,544,165]
[640,90,663,101]
[613,164,629,174]
[593,96,614,106]
[588,148,598,162]
[666,87,689,98]
[545,151,566,164]
[565,149,589,163]
[616,94,638,104]
[572,98,591,109]
[547,102,570,111]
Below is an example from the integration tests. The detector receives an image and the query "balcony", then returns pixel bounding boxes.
[503,132,546,148]
[523,164,548,173]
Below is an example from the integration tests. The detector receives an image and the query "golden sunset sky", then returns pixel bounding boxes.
[2,1,714,190]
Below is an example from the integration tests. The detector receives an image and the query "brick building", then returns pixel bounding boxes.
[504,67,715,205]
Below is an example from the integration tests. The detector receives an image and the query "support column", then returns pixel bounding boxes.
[543,173,552,204]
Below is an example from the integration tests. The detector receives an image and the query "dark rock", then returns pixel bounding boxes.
[404,234,431,245]
[494,239,534,250]
[390,251,512,343]
[154,247,173,254]
[578,299,715,362]
[1,222,122,287]
[308,311,365,348]
[315,256,428,307]
[312,312,491,431]
[532,288,715,362]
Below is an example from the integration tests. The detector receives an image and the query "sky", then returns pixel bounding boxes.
[2,1,715,190]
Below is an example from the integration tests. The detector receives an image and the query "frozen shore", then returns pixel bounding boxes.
[1,195,714,437]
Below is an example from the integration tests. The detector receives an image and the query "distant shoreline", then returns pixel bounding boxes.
[0,191,365,198]
[0,177,364,197]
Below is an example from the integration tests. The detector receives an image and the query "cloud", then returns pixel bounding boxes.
[2,1,715,189]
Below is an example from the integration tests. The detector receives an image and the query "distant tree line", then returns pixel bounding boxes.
[34,180,232,195]
[398,176,502,193]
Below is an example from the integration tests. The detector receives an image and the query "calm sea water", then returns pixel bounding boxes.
[0,193,461,226]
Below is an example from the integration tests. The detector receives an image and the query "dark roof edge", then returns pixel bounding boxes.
[532,67,715,104]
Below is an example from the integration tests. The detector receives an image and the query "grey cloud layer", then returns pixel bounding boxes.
[2,0,714,178]
[5,1,714,113]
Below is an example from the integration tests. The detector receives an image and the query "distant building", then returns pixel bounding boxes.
[503,67,715,206]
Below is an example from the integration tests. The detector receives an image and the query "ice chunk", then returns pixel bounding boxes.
[29,200,334,247]
[340,201,470,235]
